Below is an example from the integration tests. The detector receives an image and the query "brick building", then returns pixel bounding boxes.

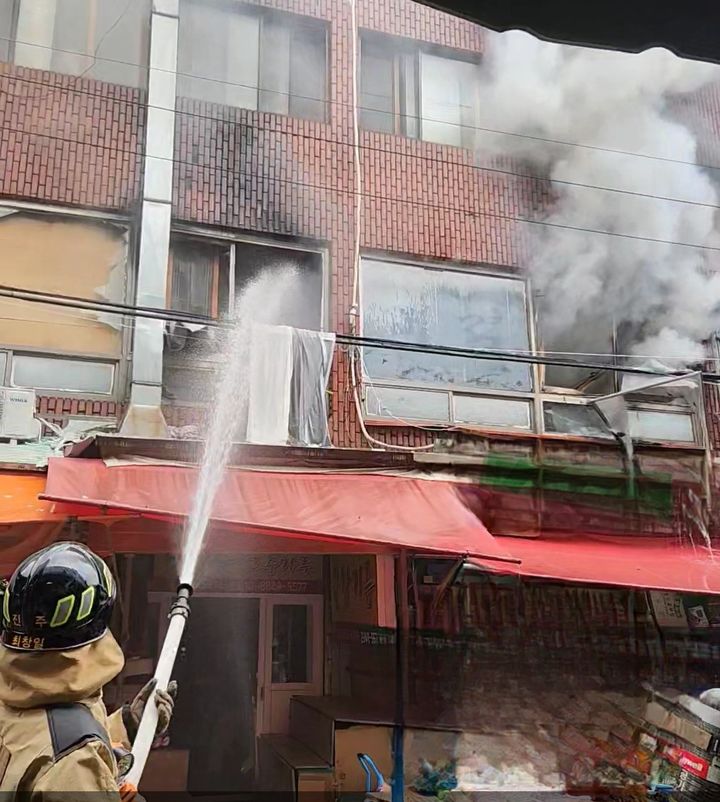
[2,0,720,796]
[1,0,717,538]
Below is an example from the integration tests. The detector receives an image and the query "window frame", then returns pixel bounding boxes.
[0,201,134,401]
[359,254,537,433]
[178,0,329,122]
[358,31,480,148]
[8,0,150,87]
[359,254,705,447]
[163,226,329,407]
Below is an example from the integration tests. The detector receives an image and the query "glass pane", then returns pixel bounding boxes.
[454,395,531,429]
[366,385,450,422]
[170,241,215,316]
[38,0,150,87]
[178,0,259,108]
[543,402,613,438]
[0,352,7,383]
[360,40,395,133]
[288,20,326,121]
[420,53,477,147]
[0,0,14,62]
[272,604,309,684]
[12,356,114,394]
[361,259,531,392]
[259,14,291,115]
[628,410,694,442]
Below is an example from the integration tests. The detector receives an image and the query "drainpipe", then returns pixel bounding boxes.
[119,1,179,438]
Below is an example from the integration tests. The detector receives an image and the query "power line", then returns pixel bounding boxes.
[3,36,720,175]
[0,283,711,379]
[0,293,712,366]
[5,69,720,214]
[4,121,720,255]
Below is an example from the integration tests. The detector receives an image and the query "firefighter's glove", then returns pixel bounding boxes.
[123,679,178,742]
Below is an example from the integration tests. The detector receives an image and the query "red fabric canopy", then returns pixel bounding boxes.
[42,458,514,561]
[472,534,720,594]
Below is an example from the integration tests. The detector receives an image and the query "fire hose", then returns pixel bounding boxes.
[124,584,193,789]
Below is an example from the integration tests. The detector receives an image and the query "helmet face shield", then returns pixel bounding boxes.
[1,542,116,651]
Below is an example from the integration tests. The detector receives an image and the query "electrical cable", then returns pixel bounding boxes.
[4,69,720,214]
[4,121,720,255]
[3,36,720,175]
[0,283,713,378]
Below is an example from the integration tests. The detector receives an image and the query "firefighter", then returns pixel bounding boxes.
[0,542,176,799]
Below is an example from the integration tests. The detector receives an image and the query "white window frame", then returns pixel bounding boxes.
[359,254,704,447]
[0,202,134,401]
[359,255,537,433]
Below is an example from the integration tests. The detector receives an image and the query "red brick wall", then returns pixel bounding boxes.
[171,0,545,449]
[0,64,144,211]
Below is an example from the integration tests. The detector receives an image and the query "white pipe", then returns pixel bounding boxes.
[126,586,191,788]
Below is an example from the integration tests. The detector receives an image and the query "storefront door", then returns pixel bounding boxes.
[256,595,323,735]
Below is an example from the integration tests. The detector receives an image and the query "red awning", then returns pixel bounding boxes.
[472,534,720,594]
[42,458,514,561]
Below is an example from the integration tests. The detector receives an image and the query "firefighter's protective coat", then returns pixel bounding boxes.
[0,631,129,797]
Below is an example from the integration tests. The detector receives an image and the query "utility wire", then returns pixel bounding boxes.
[4,121,720,255]
[3,37,720,174]
[0,283,712,379]
[5,70,720,213]
[0,294,712,366]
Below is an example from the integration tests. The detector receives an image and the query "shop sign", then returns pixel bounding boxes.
[650,591,689,629]
[661,744,709,779]
[198,554,322,594]
[330,556,379,625]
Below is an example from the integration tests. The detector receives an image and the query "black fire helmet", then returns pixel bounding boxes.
[1,542,116,651]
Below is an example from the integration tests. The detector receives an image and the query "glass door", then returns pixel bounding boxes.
[256,595,323,735]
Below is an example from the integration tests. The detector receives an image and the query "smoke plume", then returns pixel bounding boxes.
[476,32,720,369]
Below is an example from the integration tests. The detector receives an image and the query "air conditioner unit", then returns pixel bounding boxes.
[0,388,41,441]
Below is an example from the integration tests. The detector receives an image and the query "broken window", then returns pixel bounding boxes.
[8,0,150,87]
[361,258,532,428]
[178,0,328,121]
[360,33,478,147]
[163,235,325,403]
[543,402,613,439]
[0,208,129,395]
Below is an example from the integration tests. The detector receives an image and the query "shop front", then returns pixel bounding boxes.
[3,453,720,800]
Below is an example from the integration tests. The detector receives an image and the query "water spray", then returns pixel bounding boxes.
[125,583,193,787]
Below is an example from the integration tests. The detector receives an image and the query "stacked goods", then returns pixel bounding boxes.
[636,691,720,802]
[403,684,648,795]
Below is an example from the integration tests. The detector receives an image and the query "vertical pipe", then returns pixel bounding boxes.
[392,551,409,802]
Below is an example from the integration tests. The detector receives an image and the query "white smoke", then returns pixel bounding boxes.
[476,31,720,368]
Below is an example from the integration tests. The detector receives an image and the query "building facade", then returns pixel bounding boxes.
[2,0,720,796]
[2,0,718,539]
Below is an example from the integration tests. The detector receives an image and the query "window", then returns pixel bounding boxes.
[0,208,129,396]
[359,33,479,147]
[12,355,114,394]
[164,236,324,403]
[178,0,327,121]
[360,256,702,443]
[271,604,310,684]
[6,0,150,87]
[361,258,532,429]
[628,409,695,443]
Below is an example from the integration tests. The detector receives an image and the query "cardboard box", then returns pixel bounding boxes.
[643,702,711,751]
